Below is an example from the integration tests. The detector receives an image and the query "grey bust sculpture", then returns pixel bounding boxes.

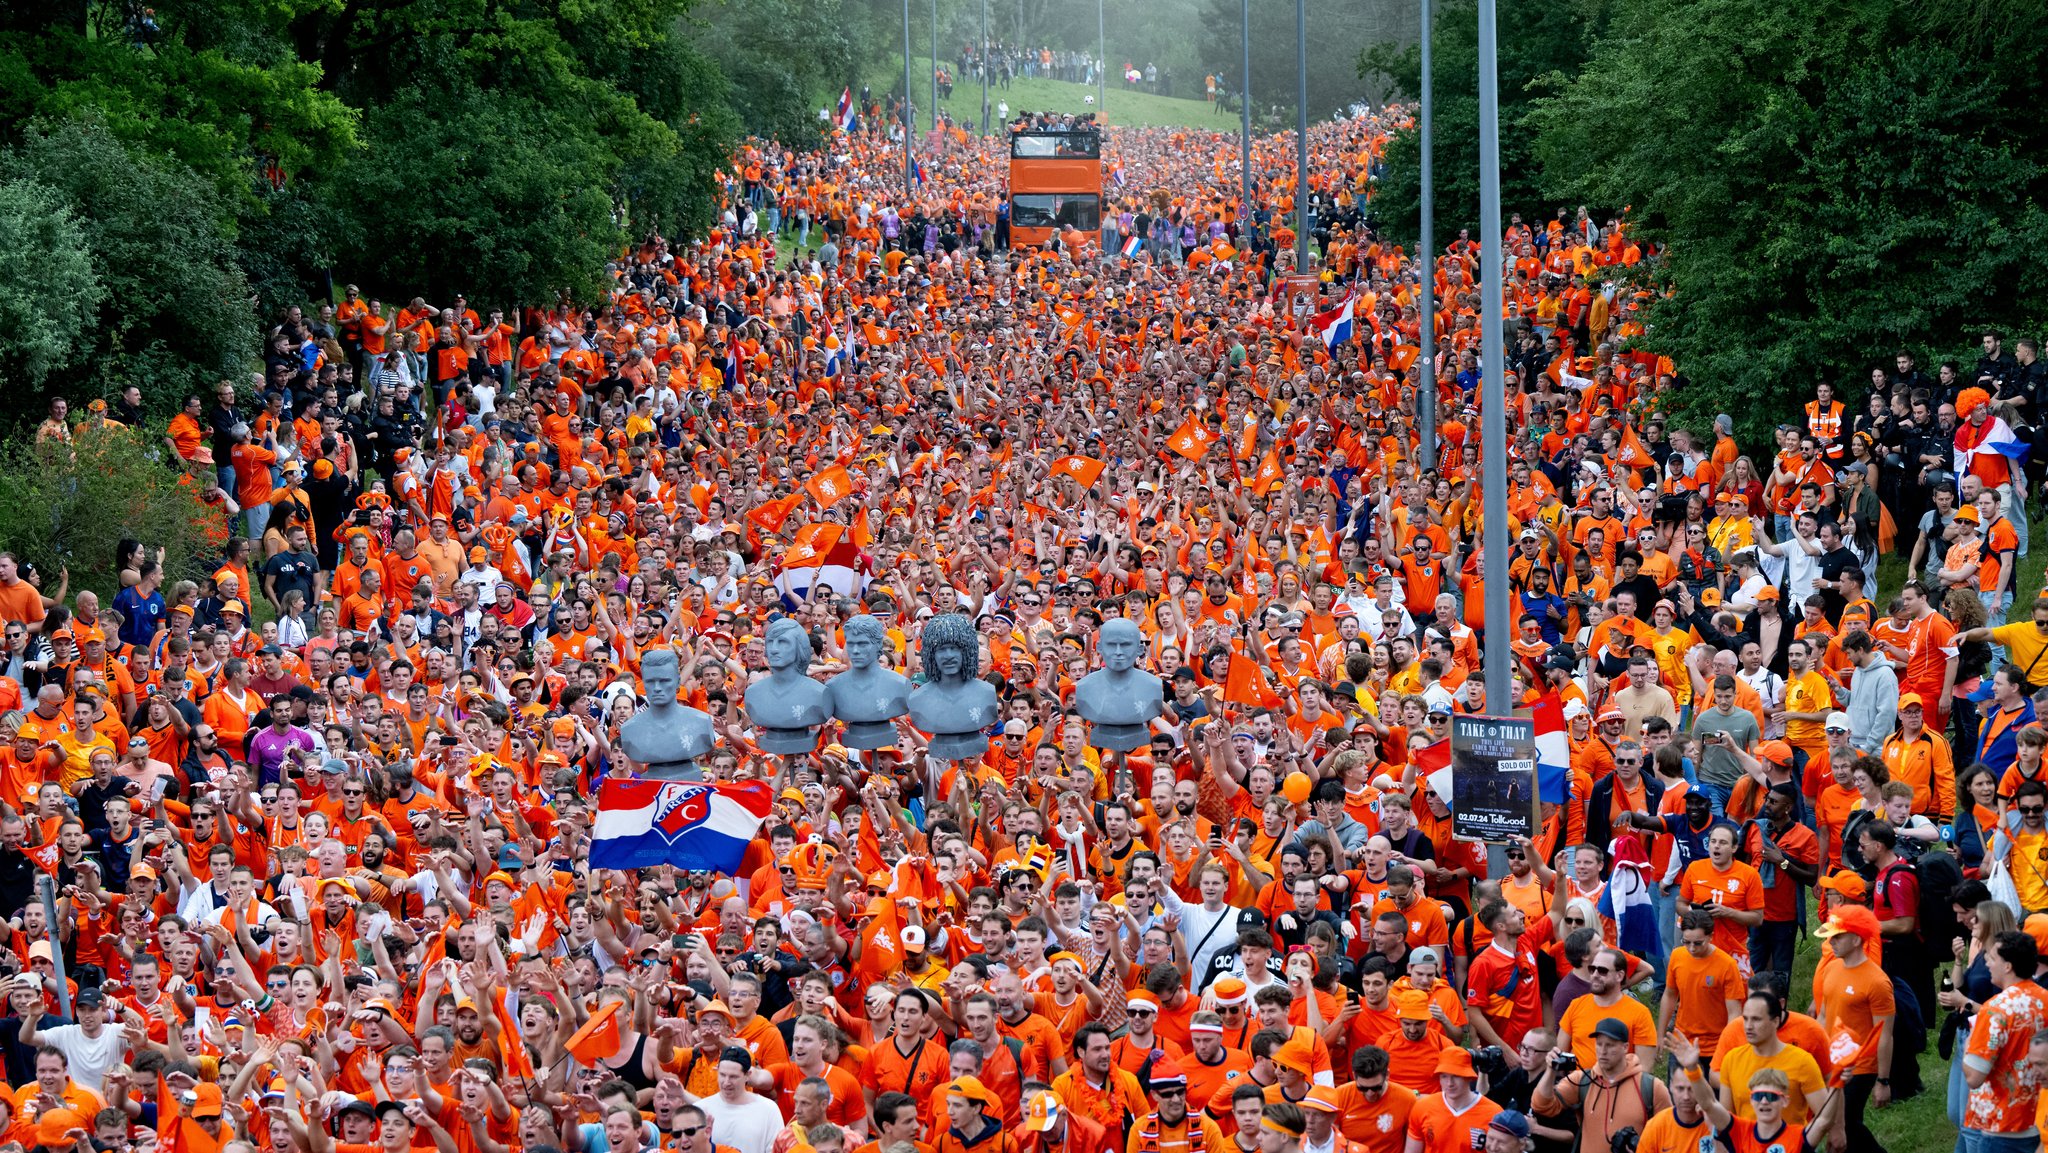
[1073,617,1164,750]
[828,614,912,749]
[617,647,716,779]
[745,617,833,753]
[907,613,999,761]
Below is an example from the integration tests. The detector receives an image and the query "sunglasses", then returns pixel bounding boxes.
[1749,1092,1784,1104]
[1154,1087,1186,1098]
[2023,806,2045,816]
[677,1128,703,1138]
[1564,917,1586,926]
[1588,965,1616,975]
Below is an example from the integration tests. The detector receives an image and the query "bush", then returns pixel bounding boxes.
[0,426,229,597]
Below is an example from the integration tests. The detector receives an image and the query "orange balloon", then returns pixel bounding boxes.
[1282,772,1312,805]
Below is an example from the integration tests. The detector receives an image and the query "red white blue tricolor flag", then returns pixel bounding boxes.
[592,779,772,872]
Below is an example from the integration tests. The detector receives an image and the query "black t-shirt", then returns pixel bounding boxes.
[263,550,319,608]
[1815,545,1861,621]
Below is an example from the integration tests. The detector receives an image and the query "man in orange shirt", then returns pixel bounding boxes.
[1812,905,1896,1146]
[1399,1049,1499,1153]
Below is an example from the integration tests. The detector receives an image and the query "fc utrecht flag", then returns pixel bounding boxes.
[1311,296,1355,349]
[592,779,772,872]
[1955,414,2031,474]
[1532,692,1572,804]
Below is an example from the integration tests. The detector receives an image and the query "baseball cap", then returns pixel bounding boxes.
[1590,1017,1630,1043]
[1301,1087,1341,1114]
[1023,1092,1062,1133]
[900,925,927,953]
[1490,1112,1532,1140]
[1824,712,1851,733]
[1812,905,1882,944]
[1897,692,1924,711]
[1211,977,1249,1006]
[1816,871,1868,902]
[945,1076,997,1108]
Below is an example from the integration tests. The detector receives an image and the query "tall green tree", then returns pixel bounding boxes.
[0,117,255,411]
[1197,0,1379,127]
[1529,0,2048,436]
[1358,0,1606,247]
[0,176,102,385]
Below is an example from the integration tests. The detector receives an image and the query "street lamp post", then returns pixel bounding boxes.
[1417,0,1435,469]
[1240,0,1250,215]
[1294,0,1308,274]
[981,0,989,135]
[931,0,939,131]
[903,0,914,196]
[1097,0,1106,117]
[1478,0,1509,711]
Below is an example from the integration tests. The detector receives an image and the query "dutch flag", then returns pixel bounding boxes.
[1955,413,2032,473]
[1310,294,1355,349]
[592,779,773,873]
[1120,235,1142,258]
[1532,692,1572,804]
[837,87,855,132]
[913,159,926,188]
[826,318,855,376]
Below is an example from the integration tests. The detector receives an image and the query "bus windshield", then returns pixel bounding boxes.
[1011,193,1101,232]
[1010,131,1101,160]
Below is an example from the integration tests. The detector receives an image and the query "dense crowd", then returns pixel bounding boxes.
[1,105,2043,1153]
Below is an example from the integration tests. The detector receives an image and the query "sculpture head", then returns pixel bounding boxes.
[1098,619,1143,673]
[763,617,813,674]
[844,615,888,671]
[920,614,980,683]
[641,648,681,706]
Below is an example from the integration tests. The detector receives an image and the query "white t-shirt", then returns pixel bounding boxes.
[697,1093,784,1153]
[41,1022,128,1093]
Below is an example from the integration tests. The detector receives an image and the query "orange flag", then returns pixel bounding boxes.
[853,898,905,984]
[805,464,854,508]
[1224,653,1279,708]
[1237,420,1259,460]
[851,505,874,548]
[1050,455,1105,488]
[1167,415,1217,461]
[566,1000,623,1065]
[1613,425,1655,470]
[747,493,803,533]
[1250,447,1285,496]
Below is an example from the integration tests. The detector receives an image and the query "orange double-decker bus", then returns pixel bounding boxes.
[1007,128,1102,251]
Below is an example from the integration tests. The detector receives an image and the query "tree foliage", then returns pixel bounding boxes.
[1528,0,2048,437]
[1358,0,1605,246]
[0,0,743,426]
[0,427,227,596]
[1197,0,1382,125]
[0,176,102,385]
[0,117,254,410]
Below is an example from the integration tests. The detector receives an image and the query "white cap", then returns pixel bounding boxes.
[1825,711,1852,732]
[1562,699,1590,721]
[900,925,927,952]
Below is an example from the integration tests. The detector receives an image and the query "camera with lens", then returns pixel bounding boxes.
[1548,1050,1580,1076]
[1469,1045,1509,1079]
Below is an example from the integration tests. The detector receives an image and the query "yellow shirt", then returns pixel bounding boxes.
[1716,1043,1824,1124]
[55,732,116,789]
[1784,670,1833,751]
